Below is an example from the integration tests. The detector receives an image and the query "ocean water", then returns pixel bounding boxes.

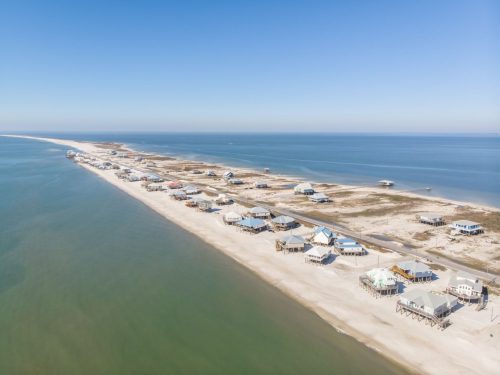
[0,136,410,374]
[39,133,500,207]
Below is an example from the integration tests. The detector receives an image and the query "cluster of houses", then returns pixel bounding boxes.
[417,213,484,235]
[68,150,488,332]
[359,259,485,329]
[294,183,330,203]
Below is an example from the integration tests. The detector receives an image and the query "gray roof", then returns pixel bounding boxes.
[310,193,328,199]
[419,213,443,220]
[401,289,456,310]
[448,271,483,293]
[305,246,330,258]
[453,220,480,227]
[238,218,267,229]
[250,206,270,215]
[397,260,432,275]
[281,235,305,245]
[272,215,296,225]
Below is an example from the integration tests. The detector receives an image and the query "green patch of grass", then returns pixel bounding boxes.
[303,210,344,225]
[332,190,355,198]
[426,249,498,274]
[341,204,415,217]
[371,193,425,204]
[426,263,447,271]
[413,231,434,241]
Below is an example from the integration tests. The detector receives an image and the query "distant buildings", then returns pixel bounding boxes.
[228,178,243,185]
[294,183,315,195]
[183,185,200,195]
[450,220,484,235]
[309,193,329,203]
[167,181,183,189]
[254,181,268,188]
[417,213,445,226]
[223,211,243,225]
[215,194,233,205]
[223,171,234,180]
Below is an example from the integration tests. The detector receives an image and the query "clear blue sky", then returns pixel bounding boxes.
[0,0,498,132]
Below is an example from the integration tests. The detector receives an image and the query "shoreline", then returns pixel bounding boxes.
[4,135,500,375]
[121,141,500,213]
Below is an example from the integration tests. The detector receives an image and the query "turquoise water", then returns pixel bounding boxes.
[34,133,500,207]
[0,137,410,374]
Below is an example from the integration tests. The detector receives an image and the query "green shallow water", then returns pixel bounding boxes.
[0,137,410,375]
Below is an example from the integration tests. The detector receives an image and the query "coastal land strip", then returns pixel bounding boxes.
[5,135,500,375]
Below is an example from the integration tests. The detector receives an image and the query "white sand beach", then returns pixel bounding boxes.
[7,135,500,375]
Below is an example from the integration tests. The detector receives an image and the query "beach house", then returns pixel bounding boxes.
[223,171,234,180]
[205,170,216,177]
[237,218,268,233]
[309,193,330,203]
[171,190,188,200]
[146,183,164,192]
[215,194,233,205]
[271,215,297,231]
[249,206,271,219]
[167,180,183,189]
[392,260,433,282]
[294,183,315,195]
[254,181,268,189]
[185,197,211,211]
[334,237,365,255]
[145,173,163,182]
[115,170,128,179]
[304,246,331,264]
[183,185,200,195]
[197,199,212,212]
[359,268,398,296]
[397,290,458,329]
[446,271,483,302]
[228,178,243,185]
[450,220,484,235]
[417,213,445,226]
[275,235,305,252]
[223,212,243,225]
[127,174,141,182]
[311,226,335,245]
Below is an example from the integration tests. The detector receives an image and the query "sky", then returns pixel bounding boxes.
[0,0,498,133]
